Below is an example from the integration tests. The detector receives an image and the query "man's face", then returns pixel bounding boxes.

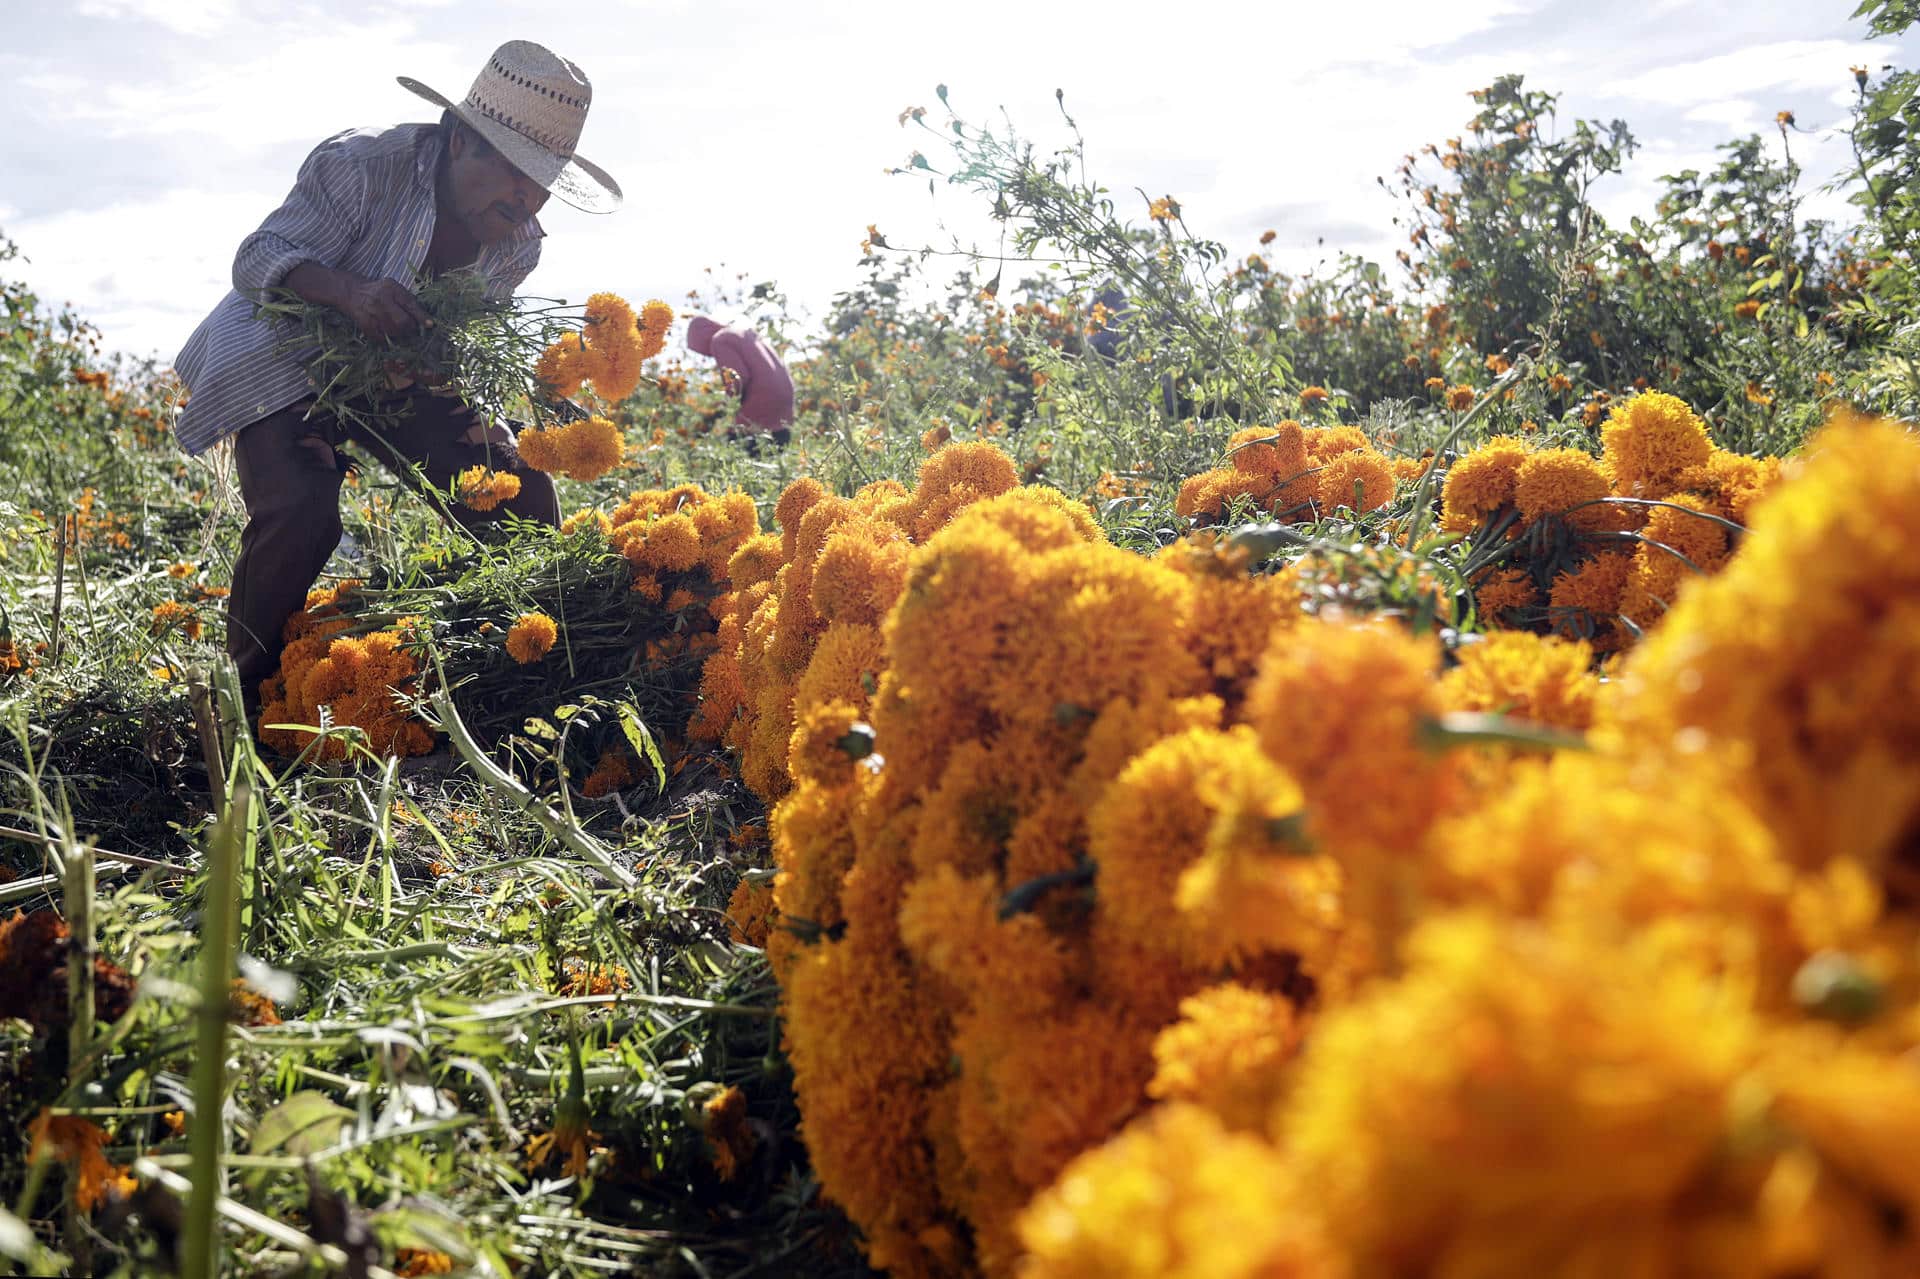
[442,127,550,246]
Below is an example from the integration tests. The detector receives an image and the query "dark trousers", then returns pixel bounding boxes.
[226,390,560,707]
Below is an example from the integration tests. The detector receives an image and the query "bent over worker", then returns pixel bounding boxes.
[172,40,621,720]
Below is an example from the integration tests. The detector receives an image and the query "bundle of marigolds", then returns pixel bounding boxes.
[257,482,762,765]
[1442,390,1781,650]
[703,410,1920,1278]
[257,580,435,760]
[519,292,676,482]
[1175,420,1400,523]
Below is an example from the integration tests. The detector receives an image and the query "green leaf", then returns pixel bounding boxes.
[618,701,668,794]
[251,1090,353,1157]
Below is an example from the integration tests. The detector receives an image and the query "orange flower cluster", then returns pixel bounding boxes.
[516,414,626,482]
[1011,408,1920,1279]
[690,442,1087,802]
[1174,421,1397,524]
[149,599,202,641]
[455,464,521,512]
[1441,391,1780,648]
[28,1110,135,1212]
[257,581,435,760]
[534,292,673,404]
[761,477,1503,1274]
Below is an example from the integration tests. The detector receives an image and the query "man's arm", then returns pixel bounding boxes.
[234,135,429,340]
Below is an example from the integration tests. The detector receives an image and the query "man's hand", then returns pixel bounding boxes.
[284,262,433,341]
[342,277,433,341]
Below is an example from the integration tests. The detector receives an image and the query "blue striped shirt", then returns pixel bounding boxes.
[173,123,542,454]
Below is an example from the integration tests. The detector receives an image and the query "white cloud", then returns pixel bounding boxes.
[74,0,238,37]
[5,1,1914,360]
[1609,38,1876,106]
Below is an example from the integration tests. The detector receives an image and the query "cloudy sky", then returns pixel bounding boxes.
[2,0,1909,363]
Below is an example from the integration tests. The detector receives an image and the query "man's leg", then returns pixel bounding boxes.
[228,406,347,712]
[347,392,560,531]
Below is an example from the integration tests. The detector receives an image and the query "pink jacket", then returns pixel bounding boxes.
[687,316,794,433]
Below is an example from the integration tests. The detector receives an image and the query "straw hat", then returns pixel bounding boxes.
[398,40,621,213]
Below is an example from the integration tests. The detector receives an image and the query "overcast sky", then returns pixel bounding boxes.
[1,0,1909,363]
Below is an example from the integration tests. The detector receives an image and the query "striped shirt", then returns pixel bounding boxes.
[173,123,542,455]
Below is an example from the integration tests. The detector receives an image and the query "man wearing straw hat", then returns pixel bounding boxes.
[174,41,622,721]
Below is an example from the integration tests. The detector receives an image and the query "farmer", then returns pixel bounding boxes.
[173,40,620,719]
[688,316,796,450]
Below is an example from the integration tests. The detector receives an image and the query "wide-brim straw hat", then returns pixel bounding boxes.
[398,40,621,214]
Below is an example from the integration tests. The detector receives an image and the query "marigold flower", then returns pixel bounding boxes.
[1512,447,1611,530]
[1019,1104,1333,1279]
[394,1250,455,1277]
[455,464,521,513]
[1599,391,1714,497]
[506,612,558,663]
[150,599,202,641]
[701,1084,757,1181]
[1445,384,1475,411]
[1734,299,1762,320]
[1299,386,1330,406]
[1439,435,1529,532]
[726,877,777,947]
[1148,984,1307,1132]
[167,560,195,578]
[28,1110,133,1212]
[518,415,625,482]
[580,748,636,798]
[1439,631,1599,731]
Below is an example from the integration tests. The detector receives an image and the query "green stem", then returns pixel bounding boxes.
[180,783,250,1279]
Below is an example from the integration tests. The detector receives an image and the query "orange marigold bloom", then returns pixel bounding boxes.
[518,415,625,482]
[1299,386,1330,406]
[1599,391,1714,497]
[1445,385,1475,412]
[455,464,521,512]
[1439,435,1530,532]
[1733,299,1762,320]
[1512,447,1611,530]
[28,1110,132,1212]
[506,612,558,663]
[150,600,202,641]
[1148,983,1307,1133]
[1439,631,1599,731]
[581,748,636,798]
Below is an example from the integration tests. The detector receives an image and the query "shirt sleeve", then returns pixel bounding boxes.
[485,236,542,301]
[232,135,373,297]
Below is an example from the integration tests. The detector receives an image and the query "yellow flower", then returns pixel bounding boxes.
[518,415,626,482]
[505,612,558,663]
[1018,1103,1332,1279]
[1599,391,1714,497]
[1148,984,1306,1133]
[455,464,521,512]
[1277,913,1756,1275]
[701,1084,757,1181]
[1438,631,1599,732]
[1148,196,1180,221]
[1439,435,1530,532]
[1512,446,1611,529]
[167,560,195,578]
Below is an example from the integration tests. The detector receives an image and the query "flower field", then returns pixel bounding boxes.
[4,45,1920,1279]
